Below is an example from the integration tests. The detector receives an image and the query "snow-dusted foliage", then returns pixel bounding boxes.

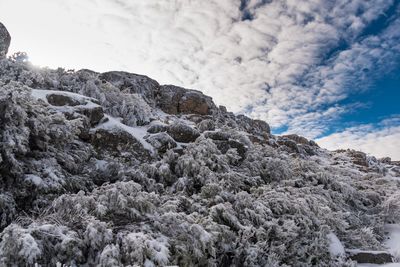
[1,54,400,266]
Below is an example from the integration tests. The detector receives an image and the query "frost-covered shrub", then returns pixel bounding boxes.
[0,193,16,229]
[383,192,400,223]
[0,82,31,176]
[0,224,41,266]
[119,232,169,266]
[98,244,121,267]
[1,55,399,266]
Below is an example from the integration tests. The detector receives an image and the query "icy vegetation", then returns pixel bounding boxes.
[1,23,400,266]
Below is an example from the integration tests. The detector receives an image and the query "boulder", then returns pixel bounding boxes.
[347,150,369,167]
[197,119,215,132]
[156,85,185,114]
[348,250,392,264]
[204,131,230,141]
[145,132,177,153]
[282,134,310,145]
[90,129,151,162]
[147,123,168,134]
[379,157,392,164]
[98,71,159,104]
[46,94,81,106]
[235,115,271,135]
[78,106,104,126]
[0,22,11,58]
[251,119,271,134]
[280,134,319,156]
[156,85,216,115]
[77,117,91,141]
[219,105,228,113]
[277,138,300,153]
[179,91,213,115]
[167,122,200,143]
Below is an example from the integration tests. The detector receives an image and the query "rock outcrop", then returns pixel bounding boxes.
[47,93,81,106]
[90,128,151,162]
[347,250,393,264]
[167,121,200,143]
[0,22,11,58]
[99,71,159,104]
[145,132,177,153]
[156,85,217,115]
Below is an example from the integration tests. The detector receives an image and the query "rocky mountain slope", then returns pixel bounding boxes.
[1,22,400,267]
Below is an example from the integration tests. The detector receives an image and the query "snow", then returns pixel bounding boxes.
[24,174,44,186]
[30,89,54,102]
[385,224,400,261]
[31,89,98,104]
[95,115,154,153]
[348,249,391,255]
[327,232,345,257]
[95,159,108,170]
[358,264,400,267]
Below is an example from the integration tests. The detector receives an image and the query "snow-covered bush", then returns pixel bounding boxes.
[0,54,399,266]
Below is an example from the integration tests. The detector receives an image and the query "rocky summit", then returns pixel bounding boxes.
[0,22,11,58]
[1,23,400,267]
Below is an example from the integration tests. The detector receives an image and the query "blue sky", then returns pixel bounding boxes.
[0,0,399,158]
[329,0,400,133]
[335,72,400,132]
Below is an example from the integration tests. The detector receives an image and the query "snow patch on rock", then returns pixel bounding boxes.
[95,115,154,153]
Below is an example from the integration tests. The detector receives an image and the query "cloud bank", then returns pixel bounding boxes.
[0,0,399,158]
[317,116,400,160]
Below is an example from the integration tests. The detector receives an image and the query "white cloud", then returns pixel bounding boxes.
[0,0,399,148]
[316,117,400,160]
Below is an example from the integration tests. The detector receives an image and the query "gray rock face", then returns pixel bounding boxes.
[167,122,200,143]
[90,129,151,162]
[0,22,11,58]
[251,119,271,134]
[282,134,310,145]
[179,91,214,115]
[204,131,230,141]
[348,150,369,167]
[348,251,393,264]
[145,132,177,153]
[277,137,299,153]
[156,85,185,114]
[234,114,271,135]
[99,71,159,104]
[78,106,104,126]
[156,85,216,115]
[147,123,167,134]
[47,94,81,106]
[379,157,392,164]
[279,134,319,156]
[197,119,215,132]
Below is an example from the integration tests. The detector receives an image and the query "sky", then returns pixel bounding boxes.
[0,0,399,159]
